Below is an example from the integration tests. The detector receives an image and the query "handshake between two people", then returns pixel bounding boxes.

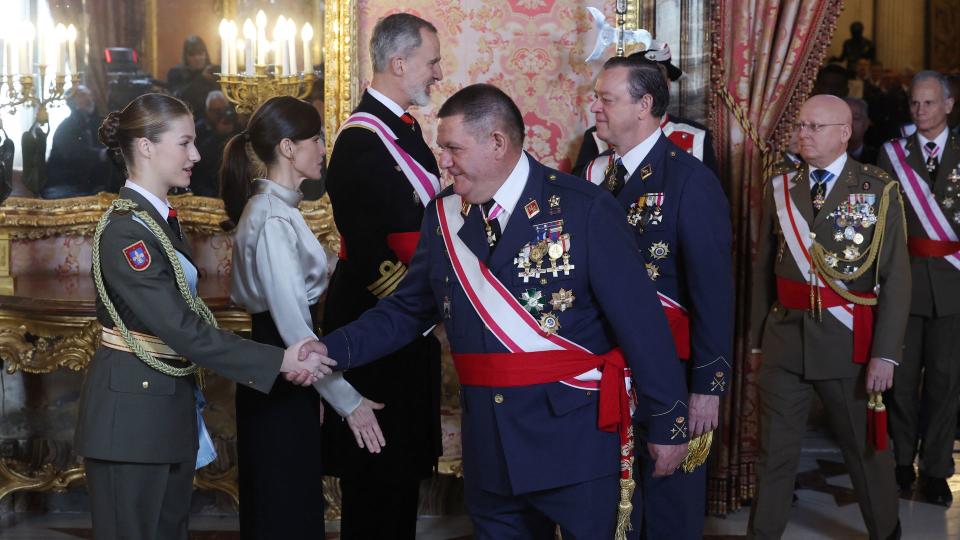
[278,339,388,454]
[280,338,335,386]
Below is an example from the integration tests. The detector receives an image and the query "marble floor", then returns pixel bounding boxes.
[2,434,959,539]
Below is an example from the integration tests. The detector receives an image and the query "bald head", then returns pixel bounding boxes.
[796,94,852,167]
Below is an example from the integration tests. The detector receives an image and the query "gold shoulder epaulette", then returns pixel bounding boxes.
[768,160,798,178]
[858,163,894,184]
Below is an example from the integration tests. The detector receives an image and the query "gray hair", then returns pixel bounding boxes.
[843,96,869,116]
[911,70,953,99]
[205,90,227,109]
[370,13,437,74]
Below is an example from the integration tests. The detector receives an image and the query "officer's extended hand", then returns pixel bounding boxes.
[689,393,719,438]
[648,442,689,477]
[347,398,387,453]
[281,338,336,386]
[866,357,894,392]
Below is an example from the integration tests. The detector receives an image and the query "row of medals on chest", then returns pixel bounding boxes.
[514,216,575,335]
[787,192,878,274]
[941,168,960,224]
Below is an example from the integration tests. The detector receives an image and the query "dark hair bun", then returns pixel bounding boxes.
[98,111,122,149]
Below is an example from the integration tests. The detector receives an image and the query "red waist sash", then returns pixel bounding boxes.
[776,276,876,364]
[908,236,960,258]
[454,348,630,437]
[663,305,690,360]
[338,232,420,265]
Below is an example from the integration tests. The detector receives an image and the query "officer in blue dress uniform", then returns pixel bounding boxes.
[572,46,719,179]
[317,84,690,539]
[582,57,734,539]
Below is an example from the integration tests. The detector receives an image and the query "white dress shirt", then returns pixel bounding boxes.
[367,87,407,119]
[230,179,362,415]
[485,153,530,231]
[808,152,848,200]
[619,128,664,181]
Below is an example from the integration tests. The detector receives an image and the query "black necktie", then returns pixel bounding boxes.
[810,169,832,217]
[604,157,628,196]
[925,141,940,180]
[167,208,183,241]
[481,200,502,248]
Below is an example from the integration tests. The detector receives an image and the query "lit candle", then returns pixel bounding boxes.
[9,37,18,76]
[218,19,229,75]
[256,10,267,65]
[56,24,67,75]
[227,21,238,75]
[235,38,244,76]
[287,19,297,74]
[66,24,77,74]
[24,22,34,74]
[243,19,255,73]
[273,16,286,75]
[301,23,313,75]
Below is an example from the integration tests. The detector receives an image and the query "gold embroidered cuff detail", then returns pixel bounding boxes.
[367,260,408,299]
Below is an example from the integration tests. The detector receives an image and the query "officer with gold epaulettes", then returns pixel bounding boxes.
[749,94,908,540]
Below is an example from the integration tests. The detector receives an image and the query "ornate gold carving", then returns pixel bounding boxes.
[0,459,86,503]
[438,457,464,477]
[0,193,336,243]
[0,459,242,507]
[194,464,240,508]
[324,0,359,156]
[0,320,100,374]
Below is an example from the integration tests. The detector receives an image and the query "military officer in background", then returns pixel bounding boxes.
[321,12,444,539]
[317,83,690,538]
[877,70,960,505]
[749,94,908,540]
[581,56,733,540]
[572,43,718,178]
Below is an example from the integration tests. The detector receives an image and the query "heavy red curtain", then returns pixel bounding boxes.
[707,0,844,515]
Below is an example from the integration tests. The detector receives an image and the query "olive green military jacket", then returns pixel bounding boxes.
[877,131,960,318]
[75,187,283,464]
[750,158,911,380]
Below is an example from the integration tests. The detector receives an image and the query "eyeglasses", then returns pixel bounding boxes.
[794,122,846,134]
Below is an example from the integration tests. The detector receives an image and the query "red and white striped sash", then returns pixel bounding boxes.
[338,112,440,206]
[885,140,960,270]
[437,194,625,390]
[772,172,855,330]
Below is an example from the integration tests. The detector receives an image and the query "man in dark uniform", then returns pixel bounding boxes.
[750,95,907,539]
[877,70,960,505]
[581,56,733,540]
[322,12,444,539]
[317,83,690,538]
[572,44,718,178]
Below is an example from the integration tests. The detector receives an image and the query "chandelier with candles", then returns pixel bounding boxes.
[217,10,315,114]
[1,20,80,124]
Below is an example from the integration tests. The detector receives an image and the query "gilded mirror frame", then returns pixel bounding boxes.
[0,0,357,294]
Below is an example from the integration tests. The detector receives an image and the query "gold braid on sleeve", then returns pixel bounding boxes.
[92,199,219,386]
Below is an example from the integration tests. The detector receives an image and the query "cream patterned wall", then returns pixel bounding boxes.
[357,1,617,173]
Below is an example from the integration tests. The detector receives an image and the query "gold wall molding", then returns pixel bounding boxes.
[0,320,100,375]
[324,0,358,155]
[0,458,240,508]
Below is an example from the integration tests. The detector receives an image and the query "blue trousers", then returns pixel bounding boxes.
[466,473,637,539]
[636,442,707,540]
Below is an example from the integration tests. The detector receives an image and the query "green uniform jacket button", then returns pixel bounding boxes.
[494,393,504,404]
[142,381,149,389]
